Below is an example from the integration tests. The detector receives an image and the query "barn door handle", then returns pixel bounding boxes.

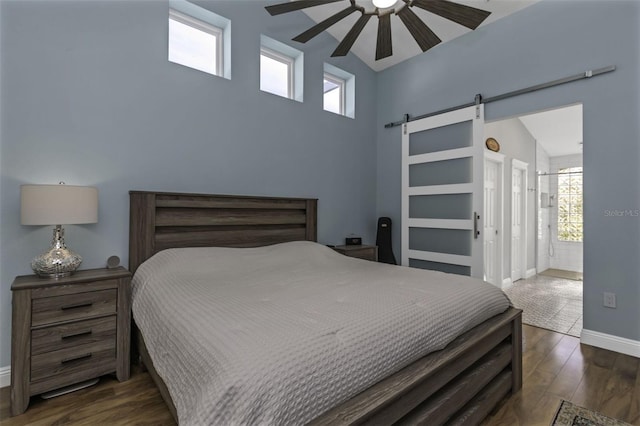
[474,212,480,239]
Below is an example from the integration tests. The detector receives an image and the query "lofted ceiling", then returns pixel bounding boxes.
[293,0,539,71]
[519,104,584,158]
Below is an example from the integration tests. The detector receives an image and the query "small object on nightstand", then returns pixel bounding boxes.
[107,255,121,269]
[333,244,378,262]
[10,267,131,416]
[345,236,362,246]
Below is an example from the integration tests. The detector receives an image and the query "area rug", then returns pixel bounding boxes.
[503,275,582,337]
[551,400,632,426]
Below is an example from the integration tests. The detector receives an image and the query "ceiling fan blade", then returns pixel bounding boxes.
[265,0,344,16]
[293,6,358,43]
[331,14,372,57]
[412,0,491,30]
[376,13,393,60]
[397,6,441,52]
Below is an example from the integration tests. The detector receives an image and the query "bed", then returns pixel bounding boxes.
[129,190,522,425]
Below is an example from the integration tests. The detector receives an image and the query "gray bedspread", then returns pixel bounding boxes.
[132,241,510,425]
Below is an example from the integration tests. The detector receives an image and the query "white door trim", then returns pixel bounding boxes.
[511,159,528,282]
[484,151,505,287]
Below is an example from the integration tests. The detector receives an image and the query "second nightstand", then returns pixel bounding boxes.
[10,267,131,416]
[333,244,378,262]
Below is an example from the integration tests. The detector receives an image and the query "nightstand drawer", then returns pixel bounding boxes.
[32,289,117,327]
[31,339,116,382]
[31,316,117,356]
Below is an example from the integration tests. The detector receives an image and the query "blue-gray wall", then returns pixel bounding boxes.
[1,0,639,372]
[376,0,640,341]
[0,0,378,367]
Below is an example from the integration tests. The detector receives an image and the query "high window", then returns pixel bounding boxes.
[557,167,583,242]
[323,73,345,116]
[168,2,230,79]
[260,47,294,99]
[323,63,355,118]
[260,35,303,102]
[169,9,223,76]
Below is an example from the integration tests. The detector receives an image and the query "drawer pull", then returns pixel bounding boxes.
[61,353,92,364]
[60,302,93,311]
[61,329,93,340]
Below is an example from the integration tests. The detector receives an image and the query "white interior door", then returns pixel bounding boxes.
[484,152,504,287]
[511,159,528,282]
[401,105,484,277]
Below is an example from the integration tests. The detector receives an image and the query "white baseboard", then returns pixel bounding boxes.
[581,329,640,358]
[502,277,513,290]
[0,365,10,388]
[525,268,537,279]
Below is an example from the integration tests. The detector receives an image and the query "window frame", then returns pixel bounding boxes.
[323,72,346,116]
[323,63,355,119]
[169,8,224,77]
[260,46,295,100]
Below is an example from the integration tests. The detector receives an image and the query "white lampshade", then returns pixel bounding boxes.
[372,0,397,9]
[21,184,98,225]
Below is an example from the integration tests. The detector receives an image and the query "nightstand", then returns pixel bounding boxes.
[333,245,378,261]
[10,267,131,416]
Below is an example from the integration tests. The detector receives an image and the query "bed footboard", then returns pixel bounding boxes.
[310,307,522,425]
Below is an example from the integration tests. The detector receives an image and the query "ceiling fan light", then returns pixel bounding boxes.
[372,0,397,9]
[265,0,492,62]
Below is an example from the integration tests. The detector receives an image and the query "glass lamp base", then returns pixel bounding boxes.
[31,226,83,278]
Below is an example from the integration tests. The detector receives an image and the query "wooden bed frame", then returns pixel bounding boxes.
[129,190,522,425]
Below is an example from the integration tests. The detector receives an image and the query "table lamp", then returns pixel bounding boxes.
[21,183,98,278]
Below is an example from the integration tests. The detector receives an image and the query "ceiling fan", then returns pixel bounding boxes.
[265,0,491,61]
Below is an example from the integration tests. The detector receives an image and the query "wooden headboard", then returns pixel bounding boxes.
[129,191,318,274]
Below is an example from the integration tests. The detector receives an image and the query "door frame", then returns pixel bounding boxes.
[511,159,528,282]
[484,151,505,287]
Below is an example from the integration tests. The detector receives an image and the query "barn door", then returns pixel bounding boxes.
[401,105,484,277]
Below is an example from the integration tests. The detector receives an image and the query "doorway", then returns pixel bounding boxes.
[484,103,584,337]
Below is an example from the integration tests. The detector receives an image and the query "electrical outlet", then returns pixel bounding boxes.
[603,292,617,308]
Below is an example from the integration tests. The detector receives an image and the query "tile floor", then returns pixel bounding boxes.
[503,273,583,337]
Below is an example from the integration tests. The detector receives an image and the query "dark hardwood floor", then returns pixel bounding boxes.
[482,325,639,425]
[0,366,175,426]
[1,325,638,425]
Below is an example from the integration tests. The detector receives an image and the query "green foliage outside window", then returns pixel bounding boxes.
[557,167,583,242]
